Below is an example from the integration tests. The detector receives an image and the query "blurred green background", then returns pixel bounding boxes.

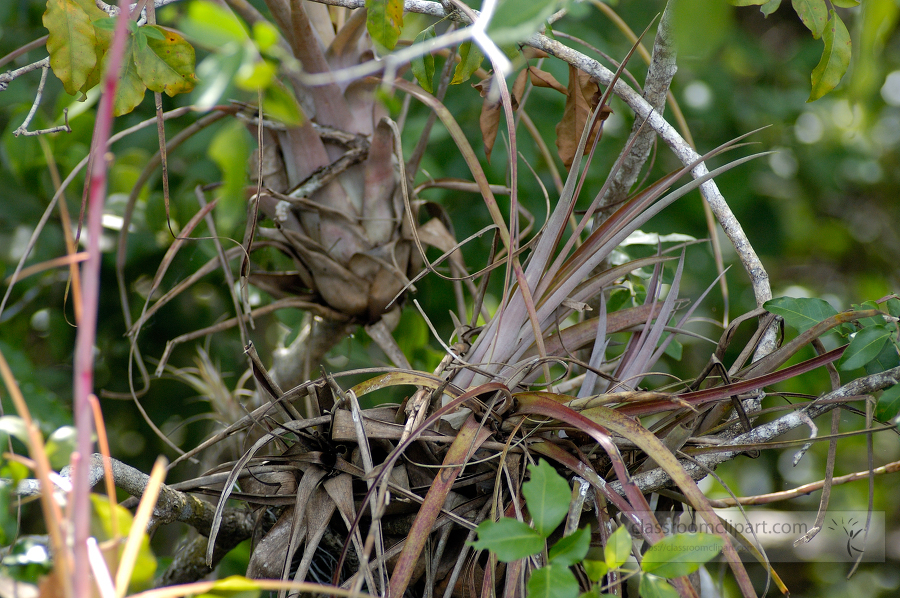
[1,0,899,595]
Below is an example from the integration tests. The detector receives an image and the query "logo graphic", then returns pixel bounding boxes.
[828,517,865,559]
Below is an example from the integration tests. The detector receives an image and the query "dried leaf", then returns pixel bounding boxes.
[555,65,607,170]
[476,76,502,162]
[527,66,567,95]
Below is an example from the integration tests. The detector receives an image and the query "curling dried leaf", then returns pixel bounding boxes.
[528,65,568,94]
[808,10,851,101]
[792,0,828,38]
[134,26,198,96]
[43,0,99,95]
[555,65,607,169]
[366,0,403,50]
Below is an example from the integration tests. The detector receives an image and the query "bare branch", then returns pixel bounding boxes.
[14,68,72,137]
[0,57,49,92]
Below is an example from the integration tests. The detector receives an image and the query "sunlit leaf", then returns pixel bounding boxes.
[261,81,304,125]
[831,0,859,5]
[583,559,609,582]
[764,296,838,333]
[469,518,544,561]
[640,533,724,578]
[605,525,632,569]
[45,425,76,470]
[840,324,892,371]
[451,40,483,85]
[410,25,436,93]
[526,562,580,598]
[522,460,570,537]
[180,0,249,47]
[0,416,29,447]
[90,495,157,590]
[134,25,198,96]
[808,9,851,102]
[549,527,591,566]
[43,0,99,95]
[488,0,565,46]
[366,0,403,50]
[195,575,261,598]
[639,573,680,598]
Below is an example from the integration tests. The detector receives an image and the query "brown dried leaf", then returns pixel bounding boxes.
[555,65,610,170]
[527,66,567,95]
[476,76,502,163]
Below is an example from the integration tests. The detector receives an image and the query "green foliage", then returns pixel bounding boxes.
[808,9,851,102]
[410,26,436,93]
[42,0,197,113]
[487,0,568,46]
[366,0,404,50]
[89,494,157,591]
[451,40,484,85]
[764,296,838,333]
[470,462,724,597]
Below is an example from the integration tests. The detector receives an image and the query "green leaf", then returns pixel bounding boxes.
[831,0,860,6]
[792,0,828,38]
[761,0,783,16]
[639,573,680,598]
[549,527,591,566]
[134,26,198,96]
[0,416,30,447]
[365,0,403,50]
[604,525,632,569]
[180,0,249,47]
[410,26,436,93]
[840,324,893,371]
[470,518,544,561]
[45,425,76,470]
[195,576,261,598]
[582,559,609,582]
[640,533,724,578]
[865,339,899,375]
[208,119,252,235]
[90,494,157,590]
[764,296,838,333]
[112,37,147,116]
[488,0,564,46]
[876,384,900,422]
[808,10,851,102]
[886,298,900,318]
[729,0,767,5]
[261,81,304,126]
[43,0,99,95]
[526,563,580,598]
[235,58,276,90]
[522,460,570,537]
[451,40,483,85]
[252,21,279,52]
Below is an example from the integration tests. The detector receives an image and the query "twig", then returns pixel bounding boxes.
[14,68,72,137]
[0,35,48,69]
[0,57,49,92]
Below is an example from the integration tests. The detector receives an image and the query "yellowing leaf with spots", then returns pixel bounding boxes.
[113,36,147,115]
[134,25,198,96]
[43,0,99,95]
[366,0,403,50]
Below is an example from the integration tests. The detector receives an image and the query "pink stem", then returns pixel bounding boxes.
[71,3,131,597]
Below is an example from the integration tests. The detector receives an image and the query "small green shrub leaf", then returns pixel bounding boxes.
[764,296,838,333]
[876,384,900,422]
[522,460,570,537]
[134,26,198,96]
[549,526,591,566]
[886,298,900,318]
[470,518,543,561]
[792,0,828,38]
[865,340,899,375]
[488,0,564,46]
[640,533,724,578]
[526,562,580,598]
[604,525,632,569]
[366,0,403,50]
[451,40,483,85]
[808,9,851,101]
[831,0,860,7]
[639,573,681,598]
[840,324,893,371]
[410,26,436,93]
[113,38,147,116]
[582,559,609,582]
